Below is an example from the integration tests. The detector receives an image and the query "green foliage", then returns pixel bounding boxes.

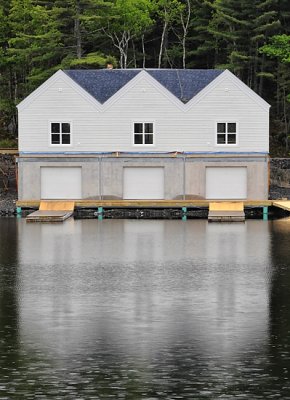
[103,0,154,68]
[260,34,290,62]
[0,138,17,148]
[63,52,116,68]
[0,0,289,153]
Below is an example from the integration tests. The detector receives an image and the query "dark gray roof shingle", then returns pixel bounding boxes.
[64,69,224,104]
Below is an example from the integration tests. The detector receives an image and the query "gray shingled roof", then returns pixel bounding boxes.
[64,69,224,104]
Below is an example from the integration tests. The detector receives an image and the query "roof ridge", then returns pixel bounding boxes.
[64,68,224,104]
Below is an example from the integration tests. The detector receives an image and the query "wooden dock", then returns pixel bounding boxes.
[272,201,290,212]
[26,201,75,222]
[15,199,290,222]
[208,202,245,222]
[17,199,273,209]
[26,210,74,222]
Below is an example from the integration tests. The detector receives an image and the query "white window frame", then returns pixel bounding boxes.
[49,121,72,146]
[132,121,155,146]
[215,121,238,146]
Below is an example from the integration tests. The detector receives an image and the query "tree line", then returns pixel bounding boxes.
[0,0,290,155]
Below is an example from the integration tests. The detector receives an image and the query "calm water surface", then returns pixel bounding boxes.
[1,217,290,399]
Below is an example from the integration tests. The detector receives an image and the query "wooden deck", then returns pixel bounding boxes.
[208,202,245,222]
[17,199,273,209]
[15,199,290,222]
[26,201,75,222]
[26,210,74,222]
[272,201,290,212]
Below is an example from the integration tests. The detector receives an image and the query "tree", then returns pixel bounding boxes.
[103,0,154,68]
[0,0,14,135]
[260,34,290,151]
[170,0,192,68]
[155,0,183,68]
[187,0,216,68]
[8,0,62,91]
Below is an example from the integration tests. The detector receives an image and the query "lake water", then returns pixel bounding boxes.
[1,217,290,399]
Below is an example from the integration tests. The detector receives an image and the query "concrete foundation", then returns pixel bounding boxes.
[17,154,269,201]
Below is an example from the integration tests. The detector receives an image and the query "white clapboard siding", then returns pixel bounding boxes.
[19,72,269,153]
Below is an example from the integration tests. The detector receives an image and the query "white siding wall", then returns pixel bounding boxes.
[18,73,269,153]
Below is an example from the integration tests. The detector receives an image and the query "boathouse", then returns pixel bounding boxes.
[17,68,270,201]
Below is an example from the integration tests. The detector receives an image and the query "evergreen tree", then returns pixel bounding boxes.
[187,0,216,68]
[103,0,154,68]
[261,34,290,151]
[8,0,62,91]
[0,0,15,135]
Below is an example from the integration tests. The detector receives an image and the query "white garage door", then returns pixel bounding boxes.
[206,167,247,199]
[123,167,164,199]
[41,167,82,199]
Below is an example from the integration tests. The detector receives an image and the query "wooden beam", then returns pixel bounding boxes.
[17,199,273,209]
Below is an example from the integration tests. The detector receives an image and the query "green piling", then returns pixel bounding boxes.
[182,206,187,221]
[98,206,103,221]
[263,206,268,221]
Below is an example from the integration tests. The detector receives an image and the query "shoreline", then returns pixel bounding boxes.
[1,186,290,217]
[0,190,17,216]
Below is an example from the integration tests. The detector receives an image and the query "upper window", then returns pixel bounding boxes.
[50,122,71,145]
[133,122,154,145]
[216,122,237,145]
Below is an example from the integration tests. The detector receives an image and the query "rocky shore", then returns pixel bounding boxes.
[0,185,289,217]
[0,190,17,216]
[269,185,290,200]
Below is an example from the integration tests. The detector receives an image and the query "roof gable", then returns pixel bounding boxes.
[64,69,224,104]
[147,69,223,103]
[64,69,140,104]
[17,69,103,112]
[17,68,270,113]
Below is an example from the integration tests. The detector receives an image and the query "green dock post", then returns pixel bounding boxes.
[16,206,22,215]
[263,206,268,221]
[182,206,187,221]
[98,206,103,220]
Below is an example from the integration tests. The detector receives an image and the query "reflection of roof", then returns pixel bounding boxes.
[64,69,224,104]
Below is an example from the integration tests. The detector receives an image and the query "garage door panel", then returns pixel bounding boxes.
[123,167,164,199]
[41,167,82,199]
[206,167,247,199]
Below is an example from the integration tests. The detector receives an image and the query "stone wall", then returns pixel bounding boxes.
[269,158,290,199]
[270,158,290,188]
[0,154,17,190]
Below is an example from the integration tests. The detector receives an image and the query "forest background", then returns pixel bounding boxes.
[0,0,290,156]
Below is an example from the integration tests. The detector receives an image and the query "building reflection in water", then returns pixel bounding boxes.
[15,218,272,373]
[268,218,290,381]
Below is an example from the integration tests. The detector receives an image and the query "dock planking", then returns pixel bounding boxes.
[17,199,273,209]
[272,201,290,212]
[26,210,73,222]
[26,201,75,222]
[208,202,245,222]
[16,199,290,222]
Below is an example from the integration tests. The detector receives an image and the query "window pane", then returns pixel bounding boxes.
[134,134,143,144]
[51,123,60,133]
[227,123,236,133]
[217,134,226,144]
[145,134,153,144]
[62,134,70,144]
[134,123,143,133]
[62,123,70,133]
[145,123,153,134]
[228,134,236,144]
[51,134,60,144]
[217,123,226,133]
